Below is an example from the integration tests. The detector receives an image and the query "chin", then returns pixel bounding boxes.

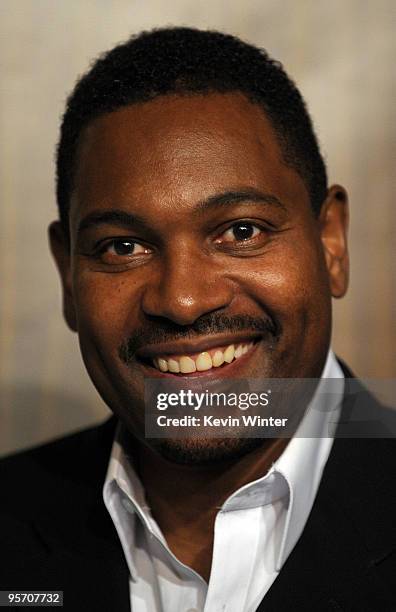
[147,436,266,466]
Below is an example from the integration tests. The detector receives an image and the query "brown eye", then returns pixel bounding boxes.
[231,223,257,240]
[111,240,136,255]
[104,239,150,257]
[218,223,261,243]
[96,238,151,264]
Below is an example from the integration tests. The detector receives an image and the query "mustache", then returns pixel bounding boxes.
[119,313,281,364]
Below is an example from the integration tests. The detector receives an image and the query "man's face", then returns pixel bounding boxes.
[50,92,348,460]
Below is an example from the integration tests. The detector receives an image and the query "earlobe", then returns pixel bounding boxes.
[48,221,78,332]
[319,185,349,299]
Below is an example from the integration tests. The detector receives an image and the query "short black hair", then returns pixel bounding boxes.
[56,26,327,234]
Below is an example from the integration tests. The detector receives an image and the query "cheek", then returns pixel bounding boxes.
[72,273,142,352]
[71,272,147,418]
[230,237,331,326]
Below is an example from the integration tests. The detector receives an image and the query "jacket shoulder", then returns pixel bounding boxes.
[0,416,116,520]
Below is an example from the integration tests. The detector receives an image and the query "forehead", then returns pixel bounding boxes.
[71,92,309,225]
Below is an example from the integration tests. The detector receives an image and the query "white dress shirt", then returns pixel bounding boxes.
[103,350,344,612]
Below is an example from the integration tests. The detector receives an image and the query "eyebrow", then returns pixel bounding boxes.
[195,188,287,213]
[77,210,147,237]
[76,188,287,236]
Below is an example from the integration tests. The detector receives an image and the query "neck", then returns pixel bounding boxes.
[135,437,289,581]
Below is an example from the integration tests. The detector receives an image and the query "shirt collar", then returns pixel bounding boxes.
[273,349,344,568]
[103,349,344,576]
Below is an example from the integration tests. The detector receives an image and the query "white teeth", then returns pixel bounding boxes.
[234,345,243,359]
[223,345,235,363]
[158,358,168,372]
[212,350,225,367]
[168,359,180,373]
[152,341,254,373]
[196,352,212,371]
[179,356,196,373]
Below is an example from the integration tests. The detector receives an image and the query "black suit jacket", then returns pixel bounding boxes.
[1,364,395,611]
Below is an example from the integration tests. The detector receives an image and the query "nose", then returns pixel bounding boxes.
[141,246,234,325]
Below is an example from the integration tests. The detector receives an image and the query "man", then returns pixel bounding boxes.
[0,27,395,611]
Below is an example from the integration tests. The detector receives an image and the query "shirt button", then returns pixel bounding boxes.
[122,497,135,513]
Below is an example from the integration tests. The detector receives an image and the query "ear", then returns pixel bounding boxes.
[319,185,349,298]
[48,221,78,332]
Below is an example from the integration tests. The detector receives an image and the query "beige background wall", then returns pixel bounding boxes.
[1,0,395,456]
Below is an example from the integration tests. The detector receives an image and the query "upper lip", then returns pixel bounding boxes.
[135,332,262,361]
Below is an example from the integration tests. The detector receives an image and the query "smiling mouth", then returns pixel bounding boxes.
[150,340,257,375]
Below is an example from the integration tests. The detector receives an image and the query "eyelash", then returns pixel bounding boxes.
[96,239,148,257]
[214,221,268,244]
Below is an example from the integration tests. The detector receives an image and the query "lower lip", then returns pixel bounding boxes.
[140,341,261,380]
